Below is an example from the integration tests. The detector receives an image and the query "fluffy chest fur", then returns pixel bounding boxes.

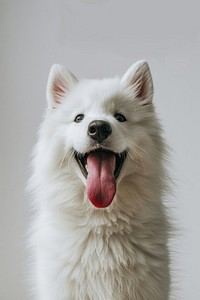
[33,199,169,300]
[29,61,170,300]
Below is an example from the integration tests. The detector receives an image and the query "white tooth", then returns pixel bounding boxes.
[85,164,88,172]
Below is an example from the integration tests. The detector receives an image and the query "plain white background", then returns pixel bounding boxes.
[1,0,200,299]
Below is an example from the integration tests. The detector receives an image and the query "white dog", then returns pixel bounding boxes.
[29,60,170,299]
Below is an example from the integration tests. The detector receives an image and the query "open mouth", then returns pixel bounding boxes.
[74,148,127,180]
[74,148,127,208]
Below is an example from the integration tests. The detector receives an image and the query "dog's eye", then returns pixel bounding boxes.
[74,114,84,123]
[115,113,126,122]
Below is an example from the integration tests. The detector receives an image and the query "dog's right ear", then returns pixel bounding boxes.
[121,60,153,105]
[46,64,78,109]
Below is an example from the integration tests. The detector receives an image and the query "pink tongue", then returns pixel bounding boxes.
[86,152,116,208]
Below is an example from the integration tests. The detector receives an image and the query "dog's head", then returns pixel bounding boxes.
[42,61,161,209]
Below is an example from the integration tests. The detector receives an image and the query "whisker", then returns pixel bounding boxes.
[128,144,147,174]
[127,151,134,161]
[67,150,75,172]
[134,143,147,155]
[57,150,67,176]
[127,151,139,166]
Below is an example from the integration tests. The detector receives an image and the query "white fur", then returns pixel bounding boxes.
[28,61,170,299]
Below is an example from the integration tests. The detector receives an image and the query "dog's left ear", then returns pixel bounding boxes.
[121,60,153,105]
[46,64,78,109]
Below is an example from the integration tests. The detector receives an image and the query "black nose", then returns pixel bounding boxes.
[88,120,112,143]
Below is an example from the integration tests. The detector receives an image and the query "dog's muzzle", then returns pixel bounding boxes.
[74,120,127,208]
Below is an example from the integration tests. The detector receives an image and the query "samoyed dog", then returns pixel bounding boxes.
[29,61,170,299]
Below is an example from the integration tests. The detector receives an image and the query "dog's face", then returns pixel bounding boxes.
[44,61,158,208]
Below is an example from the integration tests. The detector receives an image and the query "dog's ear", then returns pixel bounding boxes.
[121,60,153,105]
[46,64,78,109]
